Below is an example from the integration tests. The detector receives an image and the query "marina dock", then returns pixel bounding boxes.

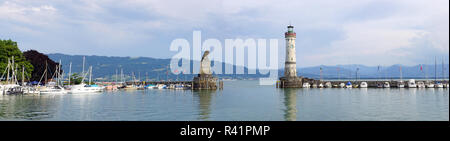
[277,78,449,88]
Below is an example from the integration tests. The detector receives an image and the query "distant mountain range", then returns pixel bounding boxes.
[48,53,449,81]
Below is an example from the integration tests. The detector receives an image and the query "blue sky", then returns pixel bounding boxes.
[0,0,448,67]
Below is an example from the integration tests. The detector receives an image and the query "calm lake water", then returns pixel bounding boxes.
[0,80,448,121]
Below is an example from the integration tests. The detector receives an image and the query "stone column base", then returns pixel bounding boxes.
[278,76,303,88]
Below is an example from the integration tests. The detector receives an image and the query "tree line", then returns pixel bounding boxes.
[1,39,60,83]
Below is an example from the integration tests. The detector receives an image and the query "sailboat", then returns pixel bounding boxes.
[69,65,104,94]
[345,81,352,88]
[1,57,21,95]
[397,66,405,88]
[39,61,67,94]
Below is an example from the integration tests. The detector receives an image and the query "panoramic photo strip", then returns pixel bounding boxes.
[0,0,448,139]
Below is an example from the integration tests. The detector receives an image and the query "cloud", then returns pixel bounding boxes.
[0,0,448,67]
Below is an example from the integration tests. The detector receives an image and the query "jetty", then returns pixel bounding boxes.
[119,51,223,90]
[277,77,449,88]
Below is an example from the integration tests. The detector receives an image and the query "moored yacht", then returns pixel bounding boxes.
[39,85,67,94]
[435,82,443,88]
[397,81,405,88]
[408,79,417,88]
[145,84,157,89]
[1,84,20,95]
[69,83,104,94]
[22,86,40,95]
[425,81,434,88]
[417,81,425,88]
[156,84,167,89]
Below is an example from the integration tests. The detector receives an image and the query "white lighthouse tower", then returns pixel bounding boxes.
[284,25,297,77]
[278,24,303,88]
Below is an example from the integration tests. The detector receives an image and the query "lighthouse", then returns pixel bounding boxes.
[278,25,303,88]
[284,25,297,77]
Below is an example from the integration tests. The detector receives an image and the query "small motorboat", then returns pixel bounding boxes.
[360,82,368,88]
[425,82,434,88]
[302,83,310,88]
[377,83,383,88]
[417,82,425,88]
[345,82,352,88]
[156,84,167,89]
[145,84,157,89]
[325,82,332,88]
[383,82,390,88]
[339,83,345,88]
[318,83,324,88]
[435,82,443,88]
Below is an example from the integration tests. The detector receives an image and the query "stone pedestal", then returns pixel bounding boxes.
[279,76,303,88]
[193,74,218,90]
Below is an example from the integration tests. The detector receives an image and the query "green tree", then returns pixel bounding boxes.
[70,73,84,85]
[0,39,34,81]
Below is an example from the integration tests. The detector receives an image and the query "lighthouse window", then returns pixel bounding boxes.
[291,58,293,61]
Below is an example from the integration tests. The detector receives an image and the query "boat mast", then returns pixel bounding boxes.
[69,62,72,85]
[399,66,402,82]
[11,56,15,84]
[82,56,85,77]
[22,65,25,86]
[337,67,340,81]
[442,58,445,81]
[14,63,18,84]
[120,68,123,84]
[435,57,437,83]
[6,58,10,84]
[45,61,48,84]
[89,66,92,85]
[58,60,62,86]
[424,64,427,80]
[320,67,323,82]
[115,69,118,84]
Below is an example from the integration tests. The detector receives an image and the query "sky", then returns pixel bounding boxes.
[0,0,448,67]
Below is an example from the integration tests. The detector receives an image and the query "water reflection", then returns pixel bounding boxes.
[0,95,58,120]
[282,88,299,121]
[193,90,214,120]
